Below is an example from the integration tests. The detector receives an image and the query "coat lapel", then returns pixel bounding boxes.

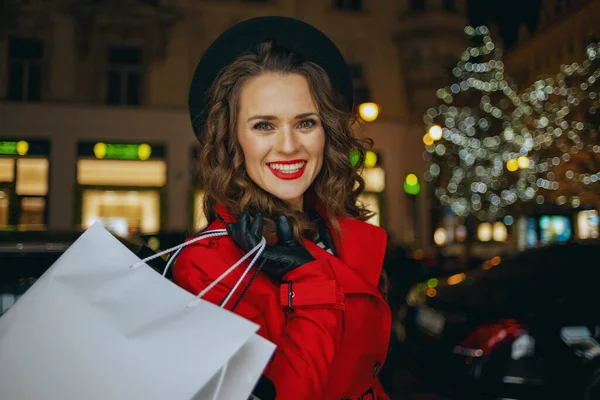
[305,216,387,298]
[214,203,387,298]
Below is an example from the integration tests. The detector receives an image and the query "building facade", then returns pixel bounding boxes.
[505,0,600,86]
[1,0,467,245]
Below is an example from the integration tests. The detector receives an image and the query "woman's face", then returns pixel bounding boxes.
[236,72,325,211]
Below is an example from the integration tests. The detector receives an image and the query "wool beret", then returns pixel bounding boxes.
[188,16,354,138]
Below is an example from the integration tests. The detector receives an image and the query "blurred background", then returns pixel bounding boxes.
[2,0,600,398]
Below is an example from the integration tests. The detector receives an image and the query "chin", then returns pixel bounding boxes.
[271,191,306,202]
[267,187,308,205]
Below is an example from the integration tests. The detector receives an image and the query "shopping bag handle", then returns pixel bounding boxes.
[131,229,266,309]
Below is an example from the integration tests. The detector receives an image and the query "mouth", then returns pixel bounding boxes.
[267,160,307,180]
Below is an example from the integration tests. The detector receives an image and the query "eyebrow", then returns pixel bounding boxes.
[247,112,318,122]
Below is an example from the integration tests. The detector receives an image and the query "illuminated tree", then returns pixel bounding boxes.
[423,26,534,224]
[522,42,600,209]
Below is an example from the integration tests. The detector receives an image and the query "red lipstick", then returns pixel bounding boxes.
[267,160,307,180]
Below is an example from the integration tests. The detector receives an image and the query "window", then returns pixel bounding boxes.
[0,190,8,228]
[81,190,160,235]
[106,47,143,106]
[194,190,208,231]
[77,159,166,187]
[358,193,380,226]
[7,37,43,101]
[410,0,426,11]
[20,197,46,227]
[334,0,363,12]
[348,64,370,107]
[16,158,48,196]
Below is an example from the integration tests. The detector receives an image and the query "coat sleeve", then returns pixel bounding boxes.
[372,377,391,400]
[173,240,344,400]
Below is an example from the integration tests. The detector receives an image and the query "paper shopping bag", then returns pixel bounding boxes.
[194,334,276,400]
[0,222,273,400]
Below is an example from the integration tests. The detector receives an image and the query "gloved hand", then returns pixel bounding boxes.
[226,212,315,281]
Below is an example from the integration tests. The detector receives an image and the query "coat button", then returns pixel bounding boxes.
[372,361,381,376]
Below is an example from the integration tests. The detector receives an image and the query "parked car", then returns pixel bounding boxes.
[0,230,166,316]
[395,241,600,400]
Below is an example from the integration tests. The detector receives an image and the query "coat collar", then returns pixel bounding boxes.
[213,203,387,296]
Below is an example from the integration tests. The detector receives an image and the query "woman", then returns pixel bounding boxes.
[175,16,391,400]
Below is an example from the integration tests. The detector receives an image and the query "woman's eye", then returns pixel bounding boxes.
[298,119,316,129]
[253,122,272,131]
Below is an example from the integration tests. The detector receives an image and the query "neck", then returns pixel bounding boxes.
[285,197,304,212]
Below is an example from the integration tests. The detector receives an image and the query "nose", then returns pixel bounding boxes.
[274,124,300,155]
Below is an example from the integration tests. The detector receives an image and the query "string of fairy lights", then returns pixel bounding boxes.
[423,26,535,221]
[521,42,600,208]
[424,25,600,222]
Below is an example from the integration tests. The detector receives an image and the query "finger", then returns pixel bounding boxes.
[226,222,236,237]
[276,215,294,243]
[251,213,263,238]
[238,212,250,234]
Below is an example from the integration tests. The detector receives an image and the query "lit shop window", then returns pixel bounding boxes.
[477,222,508,242]
[362,167,385,192]
[16,158,48,196]
[0,158,15,181]
[577,210,599,239]
[355,150,385,227]
[77,142,166,236]
[433,227,447,246]
[20,197,45,229]
[77,159,166,186]
[539,215,572,245]
[0,190,8,228]
[358,193,380,227]
[193,190,208,232]
[0,140,51,230]
[82,190,160,236]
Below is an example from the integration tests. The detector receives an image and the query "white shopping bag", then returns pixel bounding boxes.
[0,222,275,400]
[195,335,275,400]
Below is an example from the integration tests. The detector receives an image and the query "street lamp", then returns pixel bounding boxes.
[358,102,379,122]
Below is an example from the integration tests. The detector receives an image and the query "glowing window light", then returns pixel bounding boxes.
[477,222,493,242]
[433,227,447,246]
[492,222,507,241]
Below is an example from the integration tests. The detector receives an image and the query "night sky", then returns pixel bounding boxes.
[468,0,543,49]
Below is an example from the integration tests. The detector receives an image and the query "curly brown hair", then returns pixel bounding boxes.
[195,40,374,243]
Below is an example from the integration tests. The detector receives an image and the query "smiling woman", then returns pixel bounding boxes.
[237,73,325,212]
[195,39,374,242]
[174,16,392,400]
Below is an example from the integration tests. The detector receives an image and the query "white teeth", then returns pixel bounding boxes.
[269,161,305,173]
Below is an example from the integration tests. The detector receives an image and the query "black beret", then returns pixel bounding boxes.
[188,16,354,137]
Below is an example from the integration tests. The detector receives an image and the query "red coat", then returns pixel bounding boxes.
[174,204,391,400]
